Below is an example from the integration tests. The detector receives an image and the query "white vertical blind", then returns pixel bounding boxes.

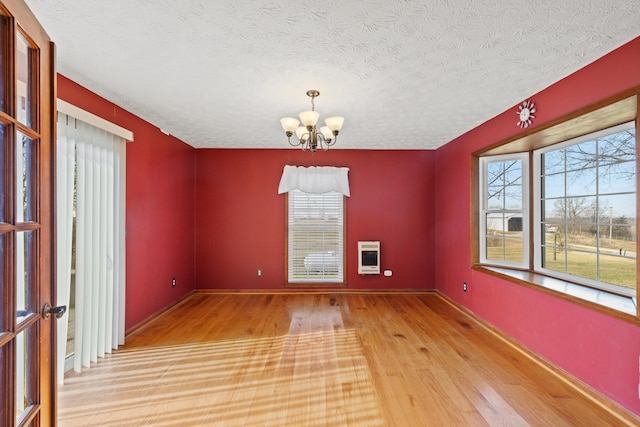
[56,111,127,384]
[56,114,75,385]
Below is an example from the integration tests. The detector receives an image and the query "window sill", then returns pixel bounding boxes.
[285,282,348,288]
[472,265,638,325]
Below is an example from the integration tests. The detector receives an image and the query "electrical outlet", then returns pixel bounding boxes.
[463,282,467,292]
[257,269,262,277]
[172,278,176,287]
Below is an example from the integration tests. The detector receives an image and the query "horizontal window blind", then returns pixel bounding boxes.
[288,189,344,283]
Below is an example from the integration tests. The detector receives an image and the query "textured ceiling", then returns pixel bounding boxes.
[24,0,640,150]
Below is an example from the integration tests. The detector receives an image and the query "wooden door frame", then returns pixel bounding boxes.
[0,0,55,425]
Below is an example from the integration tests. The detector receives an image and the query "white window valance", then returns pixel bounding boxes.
[278,165,350,197]
[58,99,134,142]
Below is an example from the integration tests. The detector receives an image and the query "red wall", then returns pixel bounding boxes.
[434,37,640,415]
[195,149,435,290]
[57,75,197,331]
[58,35,640,415]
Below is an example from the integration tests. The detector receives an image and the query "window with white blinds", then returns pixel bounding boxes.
[287,189,345,283]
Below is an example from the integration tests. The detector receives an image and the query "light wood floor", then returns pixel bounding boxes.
[58,292,637,426]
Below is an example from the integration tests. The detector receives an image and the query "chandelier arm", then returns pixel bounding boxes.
[287,135,303,147]
[325,135,337,147]
[317,132,330,151]
[297,130,312,149]
[316,132,337,150]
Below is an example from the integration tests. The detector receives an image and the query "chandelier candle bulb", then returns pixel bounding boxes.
[280,89,344,155]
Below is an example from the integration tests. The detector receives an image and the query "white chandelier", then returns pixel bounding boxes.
[280,90,344,155]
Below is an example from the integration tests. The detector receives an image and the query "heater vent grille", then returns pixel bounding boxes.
[358,241,380,275]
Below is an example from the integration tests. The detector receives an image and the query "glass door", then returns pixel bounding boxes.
[0,0,56,425]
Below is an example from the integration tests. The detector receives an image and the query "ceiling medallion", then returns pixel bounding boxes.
[516,100,536,128]
[280,90,344,155]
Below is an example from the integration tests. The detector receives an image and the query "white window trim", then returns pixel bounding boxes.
[532,121,636,298]
[479,152,529,269]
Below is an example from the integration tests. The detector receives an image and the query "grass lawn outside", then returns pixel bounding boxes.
[486,231,636,290]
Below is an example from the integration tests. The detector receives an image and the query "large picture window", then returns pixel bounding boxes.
[535,122,636,297]
[478,116,637,314]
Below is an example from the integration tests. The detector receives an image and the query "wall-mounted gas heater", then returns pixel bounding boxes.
[358,241,380,275]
